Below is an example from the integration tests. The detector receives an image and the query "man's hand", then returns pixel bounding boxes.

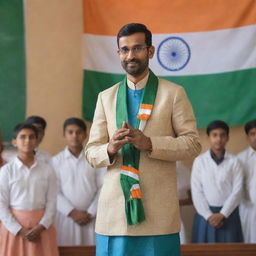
[124,122,152,151]
[69,209,91,226]
[107,121,130,158]
[208,213,225,228]
[24,224,45,242]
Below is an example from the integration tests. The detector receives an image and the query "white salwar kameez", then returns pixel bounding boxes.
[52,147,106,246]
[237,147,256,243]
[176,161,194,244]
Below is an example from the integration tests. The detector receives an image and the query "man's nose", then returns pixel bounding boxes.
[127,49,136,59]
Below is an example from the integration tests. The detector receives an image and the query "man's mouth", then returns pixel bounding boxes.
[126,59,139,65]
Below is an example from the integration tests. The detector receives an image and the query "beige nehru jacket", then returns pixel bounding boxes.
[85,77,201,236]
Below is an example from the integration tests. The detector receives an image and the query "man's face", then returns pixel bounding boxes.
[64,124,86,148]
[208,128,229,151]
[118,32,154,77]
[12,129,37,154]
[247,127,256,150]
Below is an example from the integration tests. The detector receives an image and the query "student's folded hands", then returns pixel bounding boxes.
[18,224,45,242]
[208,213,225,228]
[69,209,91,226]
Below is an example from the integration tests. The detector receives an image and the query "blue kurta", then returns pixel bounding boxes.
[127,86,144,128]
[96,233,180,256]
[96,85,180,256]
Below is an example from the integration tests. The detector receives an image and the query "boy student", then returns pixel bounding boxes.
[52,118,106,246]
[191,120,243,243]
[24,115,51,163]
[237,119,256,243]
[176,161,194,244]
[0,123,59,256]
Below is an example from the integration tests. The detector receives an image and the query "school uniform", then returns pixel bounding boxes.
[176,161,194,244]
[52,147,106,245]
[0,157,59,256]
[2,147,51,164]
[35,148,52,164]
[191,150,243,243]
[237,147,256,243]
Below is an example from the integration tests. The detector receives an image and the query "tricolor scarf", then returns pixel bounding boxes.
[116,70,158,225]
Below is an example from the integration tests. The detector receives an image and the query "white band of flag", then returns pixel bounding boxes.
[83,25,256,76]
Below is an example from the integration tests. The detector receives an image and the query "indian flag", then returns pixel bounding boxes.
[82,0,256,128]
[0,0,26,141]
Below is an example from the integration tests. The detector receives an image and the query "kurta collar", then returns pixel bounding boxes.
[248,146,256,157]
[14,156,37,170]
[64,146,83,160]
[207,149,229,165]
[126,72,149,90]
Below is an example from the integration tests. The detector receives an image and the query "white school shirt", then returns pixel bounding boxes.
[2,147,51,164]
[35,148,52,164]
[237,147,256,243]
[176,161,191,200]
[191,150,243,220]
[176,161,194,244]
[237,147,256,203]
[52,147,106,217]
[0,157,57,235]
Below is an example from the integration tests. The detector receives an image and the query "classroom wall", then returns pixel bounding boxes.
[25,0,84,154]
[24,0,249,155]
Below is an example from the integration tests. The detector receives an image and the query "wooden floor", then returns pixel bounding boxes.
[59,243,256,256]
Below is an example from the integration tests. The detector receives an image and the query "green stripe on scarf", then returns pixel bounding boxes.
[116,70,158,225]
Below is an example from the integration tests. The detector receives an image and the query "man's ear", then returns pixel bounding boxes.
[148,46,155,59]
[12,139,17,147]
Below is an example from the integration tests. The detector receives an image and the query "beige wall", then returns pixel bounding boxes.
[25,0,84,154]
[24,1,249,156]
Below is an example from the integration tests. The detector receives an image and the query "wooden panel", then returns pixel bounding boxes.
[59,246,95,256]
[181,243,256,256]
[59,244,256,256]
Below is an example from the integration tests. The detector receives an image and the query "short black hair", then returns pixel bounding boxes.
[25,116,47,130]
[206,120,229,136]
[244,119,256,134]
[13,123,38,139]
[117,23,152,47]
[63,117,87,132]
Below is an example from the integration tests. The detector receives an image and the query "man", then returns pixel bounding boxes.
[85,23,201,256]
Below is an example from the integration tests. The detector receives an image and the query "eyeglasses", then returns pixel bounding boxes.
[118,46,149,55]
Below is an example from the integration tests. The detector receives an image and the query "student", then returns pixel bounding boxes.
[0,123,58,256]
[25,115,51,163]
[52,118,106,246]
[237,119,256,243]
[191,120,243,243]
[176,161,194,244]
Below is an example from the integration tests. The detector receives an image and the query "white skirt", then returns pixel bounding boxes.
[55,211,96,246]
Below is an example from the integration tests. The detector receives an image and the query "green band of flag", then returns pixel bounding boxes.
[82,68,256,128]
